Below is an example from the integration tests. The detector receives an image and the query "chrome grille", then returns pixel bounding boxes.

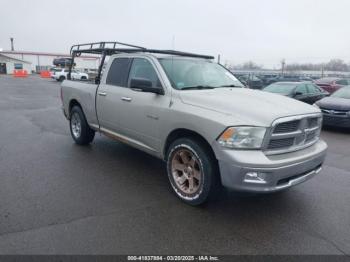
[273,120,300,133]
[268,138,295,149]
[308,117,318,128]
[265,114,322,155]
[305,130,317,143]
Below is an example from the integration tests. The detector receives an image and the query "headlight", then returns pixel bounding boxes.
[218,126,266,149]
[347,111,350,117]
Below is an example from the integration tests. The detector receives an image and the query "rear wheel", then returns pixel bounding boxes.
[166,138,219,206]
[59,76,66,82]
[81,76,87,80]
[69,106,95,145]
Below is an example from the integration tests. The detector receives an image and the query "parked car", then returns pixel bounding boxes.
[264,75,314,85]
[53,58,74,67]
[49,67,61,77]
[314,86,350,128]
[263,82,328,104]
[275,75,303,82]
[235,74,264,89]
[299,76,313,81]
[315,77,349,94]
[258,74,279,86]
[52,68,89,82]
[61,42,327,205]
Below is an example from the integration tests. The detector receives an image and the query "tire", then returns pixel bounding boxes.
[166,137,219,206]
[59,76,66,82]
[81,76,87,80]
[69,106,95,145]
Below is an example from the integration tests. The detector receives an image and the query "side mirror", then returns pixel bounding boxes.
[130,78,163,95]
[294,91,303,97]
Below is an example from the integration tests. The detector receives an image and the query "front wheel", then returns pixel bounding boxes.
[69,106,95,145]
[166,138,219,206]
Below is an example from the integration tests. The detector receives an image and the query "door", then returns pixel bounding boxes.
[96,57,132,132]
[306,83,325,104]
[67,69,79,80]
[0,63,7,74]
[116,57,167,152]
[96,57,167,153]
[294,84,309,103]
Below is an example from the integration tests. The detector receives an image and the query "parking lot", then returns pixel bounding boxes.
[0,75,349,255]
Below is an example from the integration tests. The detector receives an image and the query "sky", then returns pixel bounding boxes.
[0,0,349,68]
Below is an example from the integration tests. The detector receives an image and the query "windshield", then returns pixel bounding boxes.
[159,58,244,89]
[264,83,297,95]
[331,86,350,99]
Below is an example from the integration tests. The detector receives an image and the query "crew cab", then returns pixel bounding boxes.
[53,68,88,82]
[61,42,327,205]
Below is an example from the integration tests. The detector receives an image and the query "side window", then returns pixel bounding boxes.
[128,58,161,88]
[295,84,308,94]
[106,58,132,87]
[336,79,347,85]
[307,84,319,93]
[14,63,23,70]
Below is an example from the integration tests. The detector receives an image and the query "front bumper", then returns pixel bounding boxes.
[213,139,327,193]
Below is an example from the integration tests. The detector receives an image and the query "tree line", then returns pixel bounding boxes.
[229,59,350,72]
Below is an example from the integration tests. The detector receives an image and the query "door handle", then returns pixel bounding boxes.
[121,97,132,102]
[98,92,107,96]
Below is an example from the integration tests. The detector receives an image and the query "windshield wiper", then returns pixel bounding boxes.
[218,84,241,88]
[181,85,215,90]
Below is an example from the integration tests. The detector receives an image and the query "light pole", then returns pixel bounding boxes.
[10,37,14,51]
[281,59,286,76]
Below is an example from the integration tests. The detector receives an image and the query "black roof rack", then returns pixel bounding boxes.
[68,41,214,84]
[70,41,214,59]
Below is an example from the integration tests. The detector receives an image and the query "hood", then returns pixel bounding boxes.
[317,97,350,111]
[179,88,319,126]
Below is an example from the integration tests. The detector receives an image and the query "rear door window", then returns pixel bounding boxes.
[106,58,132,87]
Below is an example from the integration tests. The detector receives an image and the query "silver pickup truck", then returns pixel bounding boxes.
[61,42,327,205]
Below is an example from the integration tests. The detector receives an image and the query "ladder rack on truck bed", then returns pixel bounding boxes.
[68,41,214,83]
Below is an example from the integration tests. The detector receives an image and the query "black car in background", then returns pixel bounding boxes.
[315,86,350,128]
[235,74,264,89]
[258,74,279,86]
[53,58,74,67]
[258,75,313,86]
[263,82,328,104]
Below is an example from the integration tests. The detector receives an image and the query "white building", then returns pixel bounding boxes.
[0,50,100,74]
[0,53,32,74]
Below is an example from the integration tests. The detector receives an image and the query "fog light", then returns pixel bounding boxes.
[244,172,267,184]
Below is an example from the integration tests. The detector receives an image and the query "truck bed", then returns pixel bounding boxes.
[61,80,99,128]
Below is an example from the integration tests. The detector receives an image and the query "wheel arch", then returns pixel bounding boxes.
[68,99,82,117]
[163,128,217,161]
